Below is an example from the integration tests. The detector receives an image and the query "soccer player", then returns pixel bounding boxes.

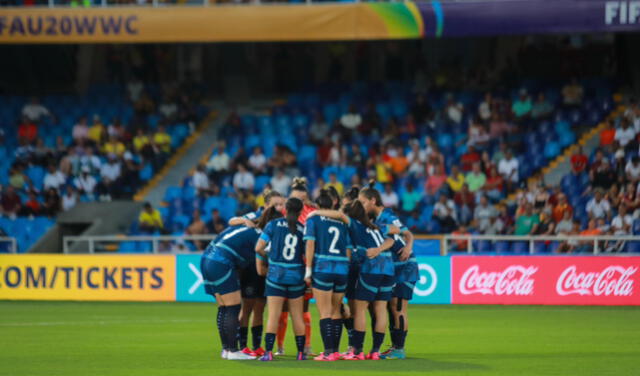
[255,198,308,361]
[200,207,282,360]
[303,189,352,361]
[359,182,417,360]
[228,191,285,357]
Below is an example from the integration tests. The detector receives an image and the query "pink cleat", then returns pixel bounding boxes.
[314,353,334,361]
[343,352,365,361]
[241,347,256,357]
[259,351,273,362]
[366,352,381,360]
[328,352,341,361]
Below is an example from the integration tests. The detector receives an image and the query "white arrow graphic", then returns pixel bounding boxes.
[188,263,204,295]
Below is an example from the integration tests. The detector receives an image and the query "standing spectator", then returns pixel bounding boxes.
[586,189,612,220]
[43,164,66,191]
[138,202,164,233]
[206,142,230,180]
[380,183,399,209]
[515,203,540,235]
[62,186,78,212]
[401,183,421,215]
[248,146,267,174]
[207,209,226,234]
[232,164,255,192]
[447,165,465,194]
[498,150,519,192]
[433,194,457,233]
[1,186,22,218]
[465,162,486,194]
[531,93,554,120]
[474,195,497,233]
[570,146,588,175]
[562,78,584,108]
[22,97,51,122]
[270,169,291,196]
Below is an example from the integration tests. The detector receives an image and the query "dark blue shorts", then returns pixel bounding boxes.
[354,273,394,302]
[312,272,348,293]
[393,281,415,300]
[265,279,306,299]
[201,257,239,296]
[240,266,266,299]
[345,265,359,300]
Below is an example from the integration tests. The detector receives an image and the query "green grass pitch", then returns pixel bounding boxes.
[0,301,638,376]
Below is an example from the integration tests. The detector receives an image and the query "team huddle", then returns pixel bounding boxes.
[200,178,418,361]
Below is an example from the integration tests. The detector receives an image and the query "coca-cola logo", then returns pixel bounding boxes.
[459,265,538,296]
[556,265,637,296]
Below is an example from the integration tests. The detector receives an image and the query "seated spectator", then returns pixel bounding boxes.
[515,203,540,235]
[98,154,121,200]
[489,113,510,139]
[9,166,28,190]
[575,219,602,253]
[570,146,588,175]
[552,193,573,223]
[531,93,554,119]
[454,184,475,225]
[467,121,490,150]
[326,172,344,196]
[533,213,555,236]
[192,164,211,196]
[388,145,409,177]
[562,78,584,108]
[348,144,365,170]
[374,154,393,184]
[496,204,515,234]
[484,216,505,235]
[615,118,637,152]
[444,95,464,124]
[511,89,532,120]
[555,210,574,234]
[44,164,66,191]
[411,93,433,125]
[625,156,640,182]
[158,95,178,122]
[450,225,470,252]
[590,158,616,191]
[186,209,208,250]
[621,182,638,213]
[42,187,61,217]
[460,145,480,172]
[23,191,41,216]
[405,210,427,232]
[401,183,421,215]
[465,162,486,194]
[153,125,172,156]
[380,183,399,209]
[600,119,616,149]
[407,139,427,177]
[22,97,51,122]
[611,204,633,234]
[62,186,78,212]
[18,116,38,144]
[446,165,465,193]
[308,113,330,145]
[233,164,255,192]
[1,186,22,219]
[425,145,445,176]
[478,92,492,123]
[434,194,458,233]
[207,209,226,234]
[88,115,105,145]
[498,149,519,192]
[474,195,497,233]
[206,142,230,180]
[76,147,102,176]
[73,166,98,199]
[586,189,612,220]
[484,166,504,202]
[107,118,125,140]
[133,128,152,155]
[73,116,90,143]
[425,163,447,196]
[103,135,126,157]
[14,139,34,164]
[480,151,494,174]
[138,202,164,233]
[271,169,291,196]
[248,146,267,174]
[339,104,362,137]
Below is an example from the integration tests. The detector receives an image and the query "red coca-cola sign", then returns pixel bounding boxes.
[452,256,640,305]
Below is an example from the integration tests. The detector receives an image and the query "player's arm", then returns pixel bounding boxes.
[304,239,315,284]
[366,237,394,259]
[256,253,267,277]
[307,209,349,224]
[228,216,256,227]
[385,225,401,235]
[399,229,414,261]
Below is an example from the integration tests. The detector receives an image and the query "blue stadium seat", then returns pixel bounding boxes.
[495,241,511,253]
[625,241,640,253]
[513,241,529,254]
[163,186,182,203]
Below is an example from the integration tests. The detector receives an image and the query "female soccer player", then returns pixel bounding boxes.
[359,182,417,360]
[255,198,307,361]
[200,207,282,360]
[228,191,285,357]
[313,199,395,360]
[303,189,352,361]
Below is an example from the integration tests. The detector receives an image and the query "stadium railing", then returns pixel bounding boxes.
[0,237,18,253]
[443,234,640,255]
[62,234,216,254]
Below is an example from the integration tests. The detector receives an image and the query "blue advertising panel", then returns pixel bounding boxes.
[412,256,451,304]
[176,254,210,302]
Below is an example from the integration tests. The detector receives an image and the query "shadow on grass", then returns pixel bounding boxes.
[238,356,488,372]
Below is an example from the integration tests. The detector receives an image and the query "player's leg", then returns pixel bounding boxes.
[330,290,346,358]
[369,299,388,360]
[312,286,334,360]
[261,296,284,361]
[288,290,308,360]
[216,290,253,360]
[251,298,266,355]
[275,301,288,355]
[303,292,314,355]
[238,298,254,353]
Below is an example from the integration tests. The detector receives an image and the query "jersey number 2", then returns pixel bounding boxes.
[327,226,341,254]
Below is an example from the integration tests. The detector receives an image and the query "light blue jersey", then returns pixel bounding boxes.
[304,215,352,275]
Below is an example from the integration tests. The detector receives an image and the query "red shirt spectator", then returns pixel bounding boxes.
[18,120,37,143]
[570,147,588,174]
[317,140,331,166]
[460,146,480,172]
[454,185,476,210]
[600,121,615,147]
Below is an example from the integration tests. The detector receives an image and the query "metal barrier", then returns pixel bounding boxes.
[0,237,17,253]
[443,234,640,255]
[63,234,216,254]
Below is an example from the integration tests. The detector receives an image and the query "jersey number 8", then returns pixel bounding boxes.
[283,233,298,261]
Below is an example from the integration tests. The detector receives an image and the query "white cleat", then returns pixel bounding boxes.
[274,347,285,356]
[221,350,228,359]
[226,351,257,360]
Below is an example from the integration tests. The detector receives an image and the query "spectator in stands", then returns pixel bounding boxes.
[232,163,255,192]
[474,195,497,233]
[42,187,61,217]
[478,92,492,123]
[43,164,66,191]
[484,165,504,202]
[8,165,28,191]
[309,113,330,145]
[1,186,21,219]
[270,169,291,196]
[454,184,475,225]
[450,225,470,252]
[381,183,399,209]
[186,209,207,250]
[22,97,51,122]
[425,163,447,196]
[498,149,519,192]
[460,145,480,172]
[586,189,612,220]
[552,193,573,223]
[158,95,178,122]
[489,113,510,139]
[107,119,125,141]
[62,186,78,212]
[625,156,640,182]
[207,209,226,235]
[192,164,211,197]
[73,166,98,200]
[248,146,267,175]
[98,154,121,200]
[615,118,637,152]
[512,89,532,121]
[562,78,584,108]
[76,147,102,176]
[444,94,464,124]
[88,115,105,145]
[515,203,540,235]
[326,172,344,196]
[339,104,362,138]
[411,93,433,125]
[103,135,126,157]
[467,120,490,150]
[575,219,602,253]
[407,139,427,177]
[590,158,616,191]
[433,193,457,233]
[18,116,38,144]
[446,165,465,194]
[570,146,588,175]
[138,202,164,234]
[611,204,633,234]
[401,182,421,216]
[348,144,365,171]
[600,119,616,150]
[206,142,230,180]
[153,125,172,160]
[133,128,152,159]
[23,191,41,216]
[621,183,639,216]
[134,92,155,124]
[465,162,486,194]
[73,116,89,143]
[555,209,574,234]
[531,93,554,120]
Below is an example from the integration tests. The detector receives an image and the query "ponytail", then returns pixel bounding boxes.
[285,197,304,234]
[360,180,383,207]
[344,200,377,230]
[316,188,334,209]
[256,206,283,229]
